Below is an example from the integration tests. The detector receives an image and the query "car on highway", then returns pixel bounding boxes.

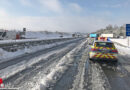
[89,40,118,62]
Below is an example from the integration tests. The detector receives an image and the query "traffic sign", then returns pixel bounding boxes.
[126,32,130,36]
[126,24,130,36]
[126,24,130,28]
[126,24,130,47]
[89,34,97,37]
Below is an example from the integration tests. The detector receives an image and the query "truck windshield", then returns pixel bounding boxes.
[2,32,6,37]
[95,42,113,47]
[0,32,3,36]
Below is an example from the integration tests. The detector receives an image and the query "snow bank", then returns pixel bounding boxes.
[111,38,129,47]
[114,44,130,56]
[111,38,130,56]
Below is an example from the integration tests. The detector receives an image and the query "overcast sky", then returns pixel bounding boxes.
[0,0,130,32]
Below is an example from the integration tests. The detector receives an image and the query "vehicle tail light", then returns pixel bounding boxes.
[0,78,3,85]
[0,78,4,88]
[112,50,118,53]
[91,48,98,51]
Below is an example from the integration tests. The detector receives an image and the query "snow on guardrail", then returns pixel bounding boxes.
[0,37,80,55]
[0,38,81,51]
[0,38,74,45]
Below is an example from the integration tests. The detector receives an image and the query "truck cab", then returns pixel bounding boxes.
[0,30,17,40]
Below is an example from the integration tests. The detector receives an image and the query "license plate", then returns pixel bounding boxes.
[101,50,110,53]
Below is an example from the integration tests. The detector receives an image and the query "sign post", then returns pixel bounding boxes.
[126,24,130,47]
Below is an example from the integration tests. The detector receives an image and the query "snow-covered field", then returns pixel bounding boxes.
[0,31,73,45]
[25,31,72,39]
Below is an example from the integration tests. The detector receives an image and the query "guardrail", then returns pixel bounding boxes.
[0,38,73,46]
[0,38,81,52]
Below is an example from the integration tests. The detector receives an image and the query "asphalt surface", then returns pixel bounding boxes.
[101,56,130,90]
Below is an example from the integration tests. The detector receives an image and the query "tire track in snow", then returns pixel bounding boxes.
[70,47,88,90]
[51,40,88,90]
[33,39,88,90]
[84,61,111,90]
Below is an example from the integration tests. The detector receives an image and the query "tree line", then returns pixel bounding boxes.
[95,24,126,38]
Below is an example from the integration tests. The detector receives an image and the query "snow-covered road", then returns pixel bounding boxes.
[0,38,130,90]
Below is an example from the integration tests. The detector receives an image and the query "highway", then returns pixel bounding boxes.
[0,38,130,90]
